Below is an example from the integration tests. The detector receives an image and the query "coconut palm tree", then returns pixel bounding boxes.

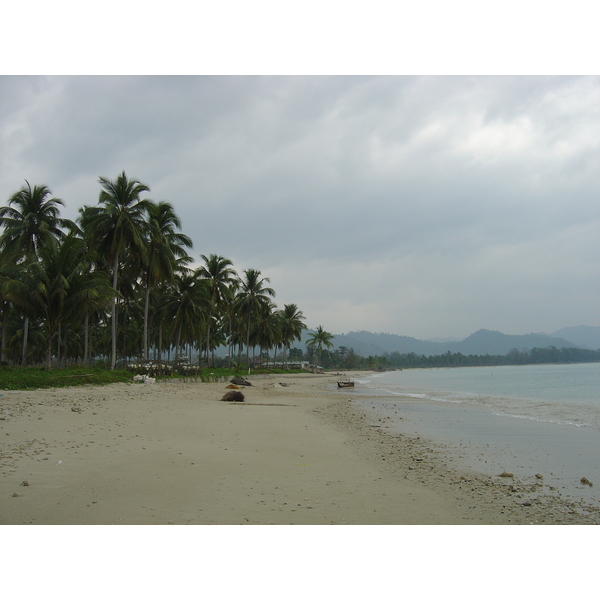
[58,240,114,368]
[278,303,306,368]
[0,254,36,366]
[0,255,13,362]
[206,325,227,366]
[220,279,240,368]
[234,269,275,368]
[0,181,72,258]
[252,300,280,367]
[158,271,208,357]
[3,313,45,365]
[1,235,114,369]
[78,171,151,369]
[141,201,193,361]
[306,325,335,367]
[0,181,77,365]
[64,237,114,367]
[197,254,236,367]
[149,257,195,362]
[1,257,47,367]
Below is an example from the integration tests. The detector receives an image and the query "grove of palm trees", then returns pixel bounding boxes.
[0,172,309,372]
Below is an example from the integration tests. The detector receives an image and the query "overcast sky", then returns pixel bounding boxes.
[1,75,598,339]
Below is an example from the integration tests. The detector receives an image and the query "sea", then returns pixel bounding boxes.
[335,363,600,506]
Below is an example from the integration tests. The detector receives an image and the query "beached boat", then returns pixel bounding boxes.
[337,380,354,388]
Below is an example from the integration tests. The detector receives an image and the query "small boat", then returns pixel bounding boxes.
[337,380,354,388]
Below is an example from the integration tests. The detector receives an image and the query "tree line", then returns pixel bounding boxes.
[0,173,311,370]
[297,345,600,370]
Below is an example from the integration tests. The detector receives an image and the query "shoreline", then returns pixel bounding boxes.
[322,397,600,525]
[1,372,598,524]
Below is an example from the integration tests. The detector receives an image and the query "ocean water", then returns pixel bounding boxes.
[336,363,600,506]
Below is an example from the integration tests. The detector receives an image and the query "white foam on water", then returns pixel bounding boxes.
[350,363,600,505]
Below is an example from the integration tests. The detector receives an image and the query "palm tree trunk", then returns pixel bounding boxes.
[84,313,89,366]
[143,276,150,362]
[89,320,94,367]
[110,254,119,370]
[1,303,7,363]
[246,314,251,368]
[21,316,29,367]
[205,309,212,368]
[57,322,61,367]
[45,328,53,371]
[174,324,182,358]
[227,320,233,369]
[62,325,67,367]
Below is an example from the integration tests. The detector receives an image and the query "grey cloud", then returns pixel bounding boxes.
[1,75,598,338]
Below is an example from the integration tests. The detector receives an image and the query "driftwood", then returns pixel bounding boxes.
[221,390,245,402]
[230,377,252,387]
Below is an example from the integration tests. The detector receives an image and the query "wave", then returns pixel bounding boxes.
[359,378,600,432]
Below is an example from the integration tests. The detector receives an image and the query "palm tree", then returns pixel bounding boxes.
[334,345,349,368]
[0,255,13,362]
[197,254,236,366]
[220,279,240,368]
[306,325,335,367]
[0,181,72,257]
[3,312,45,365]
[61,240,114,367]
[234,269,275,368]
[78,171,151,369]
[0,181,75,365]
[142,201,193,361]
[205,325,227,366]
[2,235,114,369]
[278,303,306,368]
[252,300,280,367]
[158,271,208,357]
[149,257,194,362]
[149,282,170,362]
[0,254,37,366]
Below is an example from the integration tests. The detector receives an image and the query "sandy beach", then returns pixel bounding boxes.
[1,372,598,525]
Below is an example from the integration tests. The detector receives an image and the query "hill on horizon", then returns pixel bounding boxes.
[211,326,600,359]
[294,326,600,357]
[551,326,600,351]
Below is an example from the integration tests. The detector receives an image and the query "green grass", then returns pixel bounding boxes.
[0,365,307,390]
[0,366,132,390]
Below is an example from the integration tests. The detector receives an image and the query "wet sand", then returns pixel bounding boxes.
[1,372,598,525]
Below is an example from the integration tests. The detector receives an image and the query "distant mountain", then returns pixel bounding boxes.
[551,326,600,350]
[443,329,576,356]
[323,330,442,356]
[425,336,462,344]
[306,328,580,357]
[216,325,597,359]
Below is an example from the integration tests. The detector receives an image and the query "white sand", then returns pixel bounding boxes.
[1,372,597,524]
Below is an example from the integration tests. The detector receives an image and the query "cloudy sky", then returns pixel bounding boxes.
[1,75,598,339]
